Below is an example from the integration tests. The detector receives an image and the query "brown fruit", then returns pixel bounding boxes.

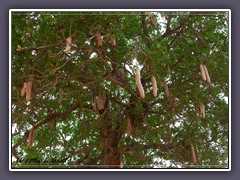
[66,37,72,45]
[92,97,98,113]
[201,104,205,118]
[222,86,226,93]
[111,37,116,47]
[96,33,102,47]
[26,75,34,101]
[203,65,211,84]
[119,68,125,80]
[190,144,197,164]
[21,82,27,97]
[135,68,145,99]
[151,76,158,97]
[163,81,170,97]
[63,46,71,54]
[96,92,106,111]
[120,159,124,168]
[198,103,205,118]
[28,128,35,148]
[199,64,206,81]
[63,37,72,53]
[195,104,200,115]
[148,14,157,29]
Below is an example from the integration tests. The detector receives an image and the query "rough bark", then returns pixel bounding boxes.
[99,113,122,168]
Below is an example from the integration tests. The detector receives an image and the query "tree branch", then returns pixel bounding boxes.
[16,42,62,53]
[123,141,173,154]
[105,76,138,98]
[34,103,82,129]
[165,15,173,34]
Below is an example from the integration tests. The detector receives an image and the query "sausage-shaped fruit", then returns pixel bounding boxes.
[163,81,170,97]
[111,37,116,47]
[198,103,206,118]
[196,104,201,116]
[93,97,98,113]
[21,82,27,97]
[96,34,102,47]
[63,37,72,53]
[66,37,72,45]
[26,75,34,101]
[148,14,157,29]
[200,64,207,81]
[96,92,106,111]
[152,76,158,97]
[190,144,197,164]
[135,68,145,99]
[203,65,211,84]
[28,128,35,148]
[120,159,124,168]
[201,103,205,118]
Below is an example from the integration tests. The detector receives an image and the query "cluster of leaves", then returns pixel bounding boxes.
[11,11,229,169]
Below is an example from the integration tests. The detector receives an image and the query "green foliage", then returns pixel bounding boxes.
[11,11,229,169]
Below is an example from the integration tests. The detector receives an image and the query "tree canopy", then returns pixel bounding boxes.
[11,11,229,169]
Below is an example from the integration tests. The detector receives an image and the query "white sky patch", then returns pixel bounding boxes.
[156,13,167,33]
[65,135,71,141]
[130,58,143,70]
[85,40,91,45]
[132,58,139,67]
[12,156,17,162]
[174,120,183,128]
[12,123,17,134]
[90,52,97,59]
[218,92,228,104]
[125,64,133,74]
[157,12,165,24]
[31,50,36,55]
[153,157,172,168]
[125,58,144,75]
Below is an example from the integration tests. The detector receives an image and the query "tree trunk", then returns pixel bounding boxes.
[103,147,121,168]
[99,113,122,168]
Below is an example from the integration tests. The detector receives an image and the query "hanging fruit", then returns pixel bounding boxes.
[190,144,197,164]
[135,68,145,99]
[200,103,206,118]
[63,37,72,53]
[28,128,35,148]
[96,33,102,47]
[26,75,34,101]
[163,81,170,97]
[111,37,116,47]
[21,82,27,97]
[151,76,158,97]
[199,64,207,81]
[148,13,157,29]
[96,91,107,112]
[120,159,124,168]
[203,65,211,84]
[196,103,206,118]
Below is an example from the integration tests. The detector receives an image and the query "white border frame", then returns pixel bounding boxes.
[9,9,231,172]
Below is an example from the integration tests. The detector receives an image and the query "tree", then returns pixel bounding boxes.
[11,11,229,169]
